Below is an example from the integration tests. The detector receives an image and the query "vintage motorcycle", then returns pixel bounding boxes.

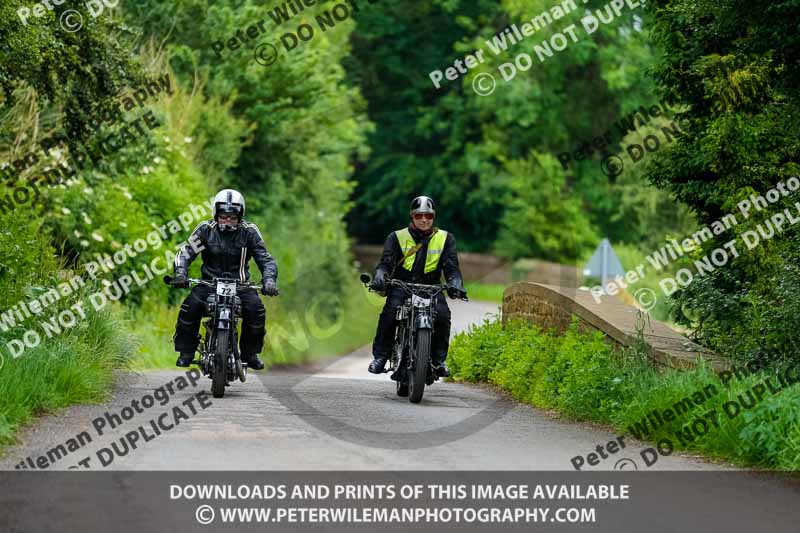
[165,275,266,398]
[360,273,466,403]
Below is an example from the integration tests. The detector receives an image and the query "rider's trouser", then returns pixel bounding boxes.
[371,287,451,364]
[173,285,266,355]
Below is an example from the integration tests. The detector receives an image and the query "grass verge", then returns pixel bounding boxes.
[0,307,136,449]
[449,318,800,470]
[464,282,506,303]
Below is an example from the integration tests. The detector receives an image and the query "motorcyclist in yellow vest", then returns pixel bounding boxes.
[368,196,468,376]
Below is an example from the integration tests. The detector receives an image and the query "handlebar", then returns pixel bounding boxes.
[388,279,448,292]
[163,275,262,292]
[359,273,468,301]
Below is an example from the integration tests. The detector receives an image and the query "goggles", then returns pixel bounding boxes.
[412,213,434,220]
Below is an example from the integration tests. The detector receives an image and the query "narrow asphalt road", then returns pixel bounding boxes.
[0,300,730,471]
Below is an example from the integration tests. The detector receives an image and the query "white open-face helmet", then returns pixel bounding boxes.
[212,189,245,231]
[410,195,435,216]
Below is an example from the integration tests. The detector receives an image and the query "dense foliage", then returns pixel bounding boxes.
[645,0,800,362]
[345,0,693,260]
[0,0,377,444]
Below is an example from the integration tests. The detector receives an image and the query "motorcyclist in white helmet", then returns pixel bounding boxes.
[172,189,278,370]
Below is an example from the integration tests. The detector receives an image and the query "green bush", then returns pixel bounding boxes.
[451,318,638,419]
[0,209,136,449]
[0,305,135,446]
[451,319,800,470]
[644,0,800,362]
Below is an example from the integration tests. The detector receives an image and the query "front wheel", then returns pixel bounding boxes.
[408,329,431,404]
[212,329,228,398]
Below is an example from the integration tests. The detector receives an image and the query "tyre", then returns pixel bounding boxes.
[396,381,409,397]
[408,329,431,403]
[212,329,228,398]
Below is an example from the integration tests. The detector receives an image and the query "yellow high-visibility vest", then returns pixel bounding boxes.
[395,228,448,273]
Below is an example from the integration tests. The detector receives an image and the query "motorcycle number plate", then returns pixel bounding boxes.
[216,282,237,296]
[412,295,431,307]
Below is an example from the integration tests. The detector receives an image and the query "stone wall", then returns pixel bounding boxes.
[502,282,728,371]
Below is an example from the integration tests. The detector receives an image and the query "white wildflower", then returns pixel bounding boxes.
[183,137,193,144]
[153,156,163,164]
[80,240,89,247]
[91,232,104,242]
[61,207,71,215]
[119,222,128,228]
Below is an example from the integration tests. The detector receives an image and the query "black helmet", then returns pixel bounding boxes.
[410,196,435,215]
[212,189,245,231]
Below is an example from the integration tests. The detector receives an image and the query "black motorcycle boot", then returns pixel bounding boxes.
[368,356,388,374]
[433,363,451,378]
[241,353,265,370]
[431,354,451,377]
[176,352,195,367]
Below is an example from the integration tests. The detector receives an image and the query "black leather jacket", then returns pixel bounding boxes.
[174,219,277,282]
[375,224,465,289]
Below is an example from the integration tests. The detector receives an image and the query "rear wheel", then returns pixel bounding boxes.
[408,329,431,404]
[212,329,228,398]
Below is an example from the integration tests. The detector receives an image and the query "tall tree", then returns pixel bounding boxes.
[346,0,669,257]
[645,0,800,360]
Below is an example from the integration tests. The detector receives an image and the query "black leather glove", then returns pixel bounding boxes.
[447,287,468,300]
[261,278,280,296]
[369,269,387,292]
[173,271,189,288]
[447,273,467,300]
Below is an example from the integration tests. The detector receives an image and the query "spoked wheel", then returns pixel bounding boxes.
[408,329,431,404]
[211,329,228,398]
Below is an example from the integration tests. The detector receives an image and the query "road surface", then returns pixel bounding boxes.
[0,300,730,471]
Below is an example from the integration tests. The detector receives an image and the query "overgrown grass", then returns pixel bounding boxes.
[449,319,800,470]
[464,282,506,303]
[0,307,136,448]
[0,210,138,452]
